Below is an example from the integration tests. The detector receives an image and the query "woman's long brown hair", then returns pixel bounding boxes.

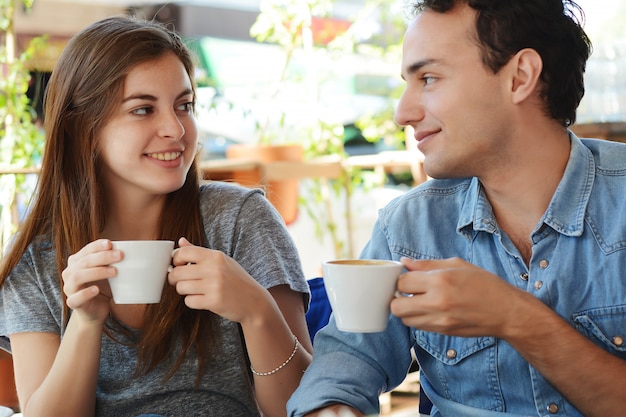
[0,16,219,383]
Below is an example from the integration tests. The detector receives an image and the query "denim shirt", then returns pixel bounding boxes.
[287,134,626,417]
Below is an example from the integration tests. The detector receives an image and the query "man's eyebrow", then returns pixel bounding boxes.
[401,59,437,80]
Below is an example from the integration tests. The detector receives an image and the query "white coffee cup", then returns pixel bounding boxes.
[322,259,403,333]
[108,240,175,304]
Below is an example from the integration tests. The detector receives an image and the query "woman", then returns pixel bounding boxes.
[0,16,312,417]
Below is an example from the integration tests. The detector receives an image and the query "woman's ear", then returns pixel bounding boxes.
[508,48,543,104]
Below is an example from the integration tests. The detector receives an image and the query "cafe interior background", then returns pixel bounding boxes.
[1,0,625,415]
[3,0,624,278]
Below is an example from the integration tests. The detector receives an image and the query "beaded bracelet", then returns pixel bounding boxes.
[250,335,299,376]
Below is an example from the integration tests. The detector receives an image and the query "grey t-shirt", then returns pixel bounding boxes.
[1,182,309,416]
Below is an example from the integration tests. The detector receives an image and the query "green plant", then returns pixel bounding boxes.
[249,0,406,258]
[0,0,46,253]
[345,0,406,149]
[250,0,336,145]
[249,0,350,257]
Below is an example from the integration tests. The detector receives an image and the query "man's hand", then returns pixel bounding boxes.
[391,257,532,339]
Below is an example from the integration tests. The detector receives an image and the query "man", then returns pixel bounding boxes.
[287,1,626,416]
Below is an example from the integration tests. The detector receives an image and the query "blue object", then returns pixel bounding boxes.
[305,277,332,343]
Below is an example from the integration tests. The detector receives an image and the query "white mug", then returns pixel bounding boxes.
[322,259,403,333]
[108,240,174,304]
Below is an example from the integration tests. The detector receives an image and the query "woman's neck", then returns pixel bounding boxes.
[100,194,166,240]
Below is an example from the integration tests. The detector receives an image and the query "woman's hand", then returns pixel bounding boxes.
[168,237,272,324]
[61,239,118,324]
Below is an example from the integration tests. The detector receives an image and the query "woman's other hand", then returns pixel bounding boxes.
[61,239,118,324]
[168,237,272,324]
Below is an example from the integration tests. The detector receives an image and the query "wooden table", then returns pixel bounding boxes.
[199,150,423,183]
[0,167,40,175]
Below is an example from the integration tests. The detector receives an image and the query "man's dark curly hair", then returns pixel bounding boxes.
[410,0,592,126]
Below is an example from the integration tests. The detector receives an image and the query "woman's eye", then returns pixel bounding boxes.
[177,102,195,113]
[132,106,153,116]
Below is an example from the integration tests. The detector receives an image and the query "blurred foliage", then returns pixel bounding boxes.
[0,0,46,253]
[250,0,336,145]
[250,0,407,257]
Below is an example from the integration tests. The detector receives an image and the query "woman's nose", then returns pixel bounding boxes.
[158,110,185,140]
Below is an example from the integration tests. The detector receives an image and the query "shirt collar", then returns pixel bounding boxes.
[457,132,595,238]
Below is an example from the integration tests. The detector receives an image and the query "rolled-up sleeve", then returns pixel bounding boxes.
[287,313,413,416]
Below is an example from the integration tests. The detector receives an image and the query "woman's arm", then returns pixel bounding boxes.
[170,238,312,417]
[245,284,313,417]
[11,239,120,417]
[11,315,103,417]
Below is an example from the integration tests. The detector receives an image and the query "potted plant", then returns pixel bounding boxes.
[207,0,326,226]
[247,0,408,256]
[209,0,355,247]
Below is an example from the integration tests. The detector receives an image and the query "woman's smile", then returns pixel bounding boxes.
[145,151,183,161]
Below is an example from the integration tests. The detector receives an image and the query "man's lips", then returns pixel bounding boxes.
[414,130,440,142]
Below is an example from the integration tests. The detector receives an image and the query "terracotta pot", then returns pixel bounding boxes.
[0,352,18,411]
[225,143,303,225]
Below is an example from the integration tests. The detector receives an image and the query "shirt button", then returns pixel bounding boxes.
[520,272,529,281]
[534,281,543,290]
[446,349,457,359]
[613,336,624,347]
[547,403,559,414]
[539,259,549,269]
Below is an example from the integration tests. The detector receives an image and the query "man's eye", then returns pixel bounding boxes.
[421,76,436,86]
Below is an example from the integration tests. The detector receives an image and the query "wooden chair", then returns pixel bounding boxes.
[0,336,18,412]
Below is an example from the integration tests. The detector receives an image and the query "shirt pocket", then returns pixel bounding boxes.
[415,331,504,411]
[572,304,626,358]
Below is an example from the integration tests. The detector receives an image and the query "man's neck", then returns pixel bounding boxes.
[480,126,571,263]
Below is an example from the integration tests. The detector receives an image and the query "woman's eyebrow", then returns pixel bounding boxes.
[122,89,193,103]
[122,94,157,103]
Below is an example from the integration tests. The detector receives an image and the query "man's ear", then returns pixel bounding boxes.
[508,48,543,104]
